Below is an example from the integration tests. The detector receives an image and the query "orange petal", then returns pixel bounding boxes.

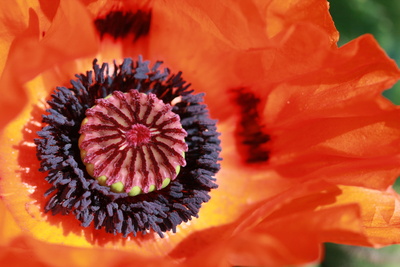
[38,0,60,21]
[171,181,367,267]
[147,0,338,122]
[227,204,365,267]
[264,34,400,127]
[270,107,400,190]
[265,0,338,41]
[0,200,22,246]
[0,0,40,75]
[0,0,98,131]
[148,1,253,120]
[333,186,400,246]
[0,233,178,267]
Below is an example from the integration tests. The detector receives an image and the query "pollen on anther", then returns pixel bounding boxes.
[78,89,188,195]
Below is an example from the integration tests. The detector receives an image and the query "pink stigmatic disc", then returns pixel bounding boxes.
[79,90,188,193]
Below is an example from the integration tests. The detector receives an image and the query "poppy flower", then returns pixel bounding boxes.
[1,0,400,266]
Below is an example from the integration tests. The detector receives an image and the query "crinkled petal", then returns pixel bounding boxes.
[271,109,400,189]
[227,204,365,267]
[0,201,22,246]
[0,0,98,131]
[0,232,178,267]
[1,0,400,266]
[333,186,400,246]
[264,34,400,126]
[0,0,39,75]
[170,181,367,267]
[265,0,338,41]
[148,0,338,121]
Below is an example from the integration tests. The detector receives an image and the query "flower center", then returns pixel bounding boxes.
[126,123,151,146]
[35,57,221,238]
[78,90,188,196]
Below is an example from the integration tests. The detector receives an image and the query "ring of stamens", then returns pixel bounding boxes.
[35,57,221,237]
[79,90,188,196]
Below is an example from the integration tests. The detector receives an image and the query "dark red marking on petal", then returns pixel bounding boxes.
[94,10,152,41]
[232,88,270,163]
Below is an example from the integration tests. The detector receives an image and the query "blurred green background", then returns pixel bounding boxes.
[317,1,400,266]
